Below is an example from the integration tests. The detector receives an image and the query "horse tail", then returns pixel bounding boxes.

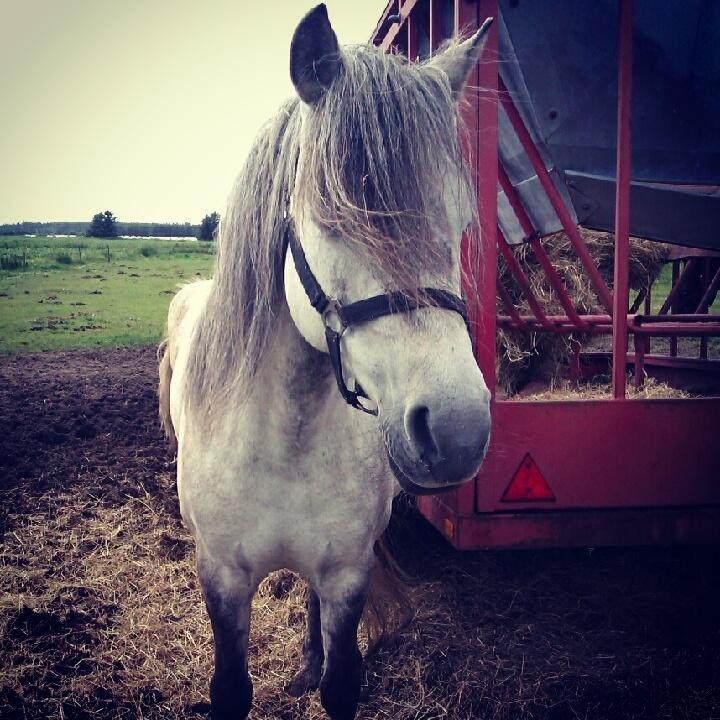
[363,522,414,650]
[157,339,177,452]
[158,279,213,454]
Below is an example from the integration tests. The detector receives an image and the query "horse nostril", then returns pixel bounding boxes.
[404,405,439,467]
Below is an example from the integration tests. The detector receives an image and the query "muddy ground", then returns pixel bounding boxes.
[0,347,718,719]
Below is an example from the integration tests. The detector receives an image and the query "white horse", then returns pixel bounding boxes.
[159,6,492,719]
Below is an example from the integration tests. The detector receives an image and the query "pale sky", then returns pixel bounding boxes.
[0,0,387,224]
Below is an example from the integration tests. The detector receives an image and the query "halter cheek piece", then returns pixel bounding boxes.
[285,222,470,416]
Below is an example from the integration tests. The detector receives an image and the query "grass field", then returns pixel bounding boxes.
[0,235,714,355]
[0,236,214,353]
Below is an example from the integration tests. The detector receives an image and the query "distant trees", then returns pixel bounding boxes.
[86,211,118,238]
[198,212,220,241]
[0,219,201,238]
[120,222,197,238]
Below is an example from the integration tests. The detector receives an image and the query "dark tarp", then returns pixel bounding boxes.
[498,0,720,249]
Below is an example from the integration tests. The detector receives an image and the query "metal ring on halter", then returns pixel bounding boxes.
[321,299,346,335]
[319,300,378,415]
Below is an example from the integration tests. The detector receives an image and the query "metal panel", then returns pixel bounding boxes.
[475,399,720,513]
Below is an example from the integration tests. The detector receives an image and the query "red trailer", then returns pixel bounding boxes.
[371,0,720,549]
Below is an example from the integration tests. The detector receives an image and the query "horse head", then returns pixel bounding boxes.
[284,4,493,493]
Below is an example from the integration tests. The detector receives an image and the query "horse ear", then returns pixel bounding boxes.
[428,17,493,98]
[290,4,343,105]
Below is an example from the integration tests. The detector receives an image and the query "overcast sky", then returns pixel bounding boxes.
[0,0,387,223]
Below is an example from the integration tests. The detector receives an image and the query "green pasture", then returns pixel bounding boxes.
[0,235,714,355]
[0,236,214,353]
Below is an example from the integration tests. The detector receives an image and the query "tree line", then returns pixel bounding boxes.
[0,211,220,240]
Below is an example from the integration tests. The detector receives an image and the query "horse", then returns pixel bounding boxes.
[158,5,492,718]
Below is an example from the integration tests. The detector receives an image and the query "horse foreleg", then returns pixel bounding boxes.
[317,568,370,720]
[198,557,255,720]
[287,587,324,696]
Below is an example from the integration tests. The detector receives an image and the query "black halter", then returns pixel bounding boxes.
[285,222,469,415]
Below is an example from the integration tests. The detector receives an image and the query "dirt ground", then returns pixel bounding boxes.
[0,347,719,720]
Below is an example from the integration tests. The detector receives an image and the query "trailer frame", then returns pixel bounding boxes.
[372,0,720,549]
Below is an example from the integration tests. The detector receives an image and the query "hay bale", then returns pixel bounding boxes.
[496,228,669,396]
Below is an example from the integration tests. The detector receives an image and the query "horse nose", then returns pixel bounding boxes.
[404,395,491,484]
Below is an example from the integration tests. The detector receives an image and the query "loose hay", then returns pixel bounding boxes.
[2,348,719,720]
[496,228,669,396]
[512,377,695,402]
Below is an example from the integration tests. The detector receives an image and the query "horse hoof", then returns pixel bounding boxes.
[286,663,322,697]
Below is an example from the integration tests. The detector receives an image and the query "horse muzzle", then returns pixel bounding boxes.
[383,395,491,495]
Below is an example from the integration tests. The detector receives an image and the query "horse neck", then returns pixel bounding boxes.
[259,296,334,419]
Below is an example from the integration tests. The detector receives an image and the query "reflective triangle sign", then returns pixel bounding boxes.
[501,453,555,502]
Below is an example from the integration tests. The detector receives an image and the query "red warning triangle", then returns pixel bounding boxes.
[501,453,555,502]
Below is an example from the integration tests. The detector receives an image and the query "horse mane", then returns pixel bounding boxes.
[185,42,475,415]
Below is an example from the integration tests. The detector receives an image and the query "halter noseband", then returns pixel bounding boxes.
[285,221,469,415]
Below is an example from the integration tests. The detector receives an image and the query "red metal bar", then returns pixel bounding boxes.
[498,163,590,330]
[498,78,614,313]
[658,258,699,315]
[500,327,611,335]
[633,332,646,388]
[497,280,529,329]
[497,325,720,337]
[499,312,720,326]
[669,260,679,355]
[632,324,720,337]
[495,322,709,336]
[528,240,590,329]
[370,0,398,45]
[625,354,720,370]
[645,283,652,355]
[497,163,535,240]
[467,0,498,396]
[500,315,612,329]
[379,0,422,51]
[643,285,651,356]
[495,321,714,337]
[499,313,612,325]
[634,313,720,324]
[611,0,634,399]
[629,287,646,313]
[457,0,498,519]
[497,227,555,329]
[695,265,720,313]
[379,20,401,52]
[497,313,720,333]
[698,258,717,359]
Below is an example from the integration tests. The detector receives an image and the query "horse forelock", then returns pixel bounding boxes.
[185,42,475,416]
[297,44,474,290]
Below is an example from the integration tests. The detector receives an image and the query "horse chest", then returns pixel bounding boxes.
[177,407,394,580]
